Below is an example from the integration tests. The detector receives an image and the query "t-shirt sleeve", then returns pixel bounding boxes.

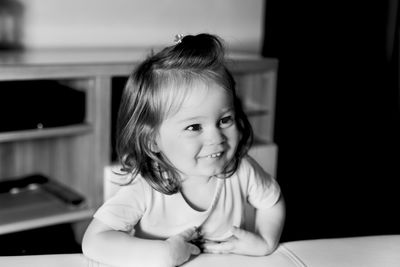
[241,156,281,209]
[93,178,147,233]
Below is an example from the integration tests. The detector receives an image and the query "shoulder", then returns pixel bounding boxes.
[235,156,281,209]
[93,173,154,232]
[236,155,273,183]
[105,172,154,202]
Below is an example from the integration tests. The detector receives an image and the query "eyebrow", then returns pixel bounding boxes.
[178,116,203,124]
[177,107,234,124]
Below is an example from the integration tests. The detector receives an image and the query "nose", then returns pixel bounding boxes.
[204,126,226,145]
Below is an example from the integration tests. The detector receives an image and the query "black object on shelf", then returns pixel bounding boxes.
[0,174,85,206]
[0,174,47,193]
[0,80,86,132]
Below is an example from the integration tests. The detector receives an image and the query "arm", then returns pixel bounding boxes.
[254,195,286,254]
[82,218,200,267]
[202,196,285,256]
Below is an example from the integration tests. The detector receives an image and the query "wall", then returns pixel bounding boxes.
[263,0,400,241]
[19,0,264,53]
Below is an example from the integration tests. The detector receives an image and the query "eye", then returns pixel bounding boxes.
[185,124,202,132]
[219,115,234,128]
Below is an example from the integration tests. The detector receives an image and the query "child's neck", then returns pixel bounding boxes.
[181,174,215,186]
[180,176,218,212]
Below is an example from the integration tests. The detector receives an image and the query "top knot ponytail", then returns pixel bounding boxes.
[156,33,226,71]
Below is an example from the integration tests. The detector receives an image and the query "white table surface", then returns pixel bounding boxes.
[0,235,399,267]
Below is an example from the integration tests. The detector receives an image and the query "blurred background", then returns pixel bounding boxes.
[3,0,264,52]
[262,0,400,241]
[1,0,399,251]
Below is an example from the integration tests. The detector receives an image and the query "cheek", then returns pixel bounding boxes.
[179,139,202,156]
[226,127,240,146]
[162,137,200,160]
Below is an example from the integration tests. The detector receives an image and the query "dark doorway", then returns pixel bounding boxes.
[262,0,400,241]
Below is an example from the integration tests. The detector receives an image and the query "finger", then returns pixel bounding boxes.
[201,240,219,248]
[179,227,200,241]
[203,241,234,254]
[189,243,201,255]
[204,249,229,254]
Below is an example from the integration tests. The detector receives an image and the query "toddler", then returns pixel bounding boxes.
[82,33,285,267]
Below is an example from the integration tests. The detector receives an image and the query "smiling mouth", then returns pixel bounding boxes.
[206,152,223,158]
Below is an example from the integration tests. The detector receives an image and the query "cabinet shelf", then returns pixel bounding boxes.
[253,136,271,146]
[0,124,92,143]
[0,187,94,235]
[243,99,270,117]
[245,107,269,117]
[0,48,277,240]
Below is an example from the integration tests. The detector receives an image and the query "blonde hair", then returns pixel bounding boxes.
[116,33,253,194]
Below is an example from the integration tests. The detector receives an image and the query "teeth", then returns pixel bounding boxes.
[208,152,222,158]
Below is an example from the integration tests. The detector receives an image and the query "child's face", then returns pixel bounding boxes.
[155,81,239,180]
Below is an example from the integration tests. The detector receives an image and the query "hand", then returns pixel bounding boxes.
[202,227,270,256]
[165,227,201,266]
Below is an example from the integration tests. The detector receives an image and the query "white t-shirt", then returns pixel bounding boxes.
[94,156,281,241]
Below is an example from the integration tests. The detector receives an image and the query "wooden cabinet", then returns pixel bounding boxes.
[0,48,277,236]
[231,57,278,176]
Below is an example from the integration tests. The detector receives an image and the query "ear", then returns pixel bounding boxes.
[149,140,160,153]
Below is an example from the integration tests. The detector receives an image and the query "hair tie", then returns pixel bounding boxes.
[174,34,184,44]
